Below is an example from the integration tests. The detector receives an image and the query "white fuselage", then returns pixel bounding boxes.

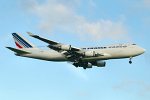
[17,43,146,62]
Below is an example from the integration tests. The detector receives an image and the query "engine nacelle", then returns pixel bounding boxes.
[86,62,92,68]
[96,61,106,67]
[60,44,71,51]
[73,62,92,68]
[84,51,96,57]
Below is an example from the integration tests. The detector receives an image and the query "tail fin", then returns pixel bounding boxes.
[12,33,37,49]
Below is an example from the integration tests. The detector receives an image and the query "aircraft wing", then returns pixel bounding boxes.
[27,32,81,52]
[27,32,59,45]
[27,32,83,61]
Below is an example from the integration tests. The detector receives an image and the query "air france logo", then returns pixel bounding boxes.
[82,45,127,50]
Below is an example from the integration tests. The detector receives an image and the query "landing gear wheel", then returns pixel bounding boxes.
[73,63,78,67]
[129,57,133,64]
[83,67,86,69]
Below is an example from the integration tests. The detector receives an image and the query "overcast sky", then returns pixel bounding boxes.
[1,0,150,100]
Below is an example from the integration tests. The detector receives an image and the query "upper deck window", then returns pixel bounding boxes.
[132,44,136,45]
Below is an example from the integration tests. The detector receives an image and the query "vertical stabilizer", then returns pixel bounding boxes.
[12,33,37,49]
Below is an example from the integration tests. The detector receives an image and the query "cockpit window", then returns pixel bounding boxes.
[132,44,136,45]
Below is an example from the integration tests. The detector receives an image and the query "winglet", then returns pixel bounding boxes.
[27,32,35,36]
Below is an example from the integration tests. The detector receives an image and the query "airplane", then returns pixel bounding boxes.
[6,32,146,69]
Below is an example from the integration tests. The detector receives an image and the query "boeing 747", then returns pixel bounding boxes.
[6,32,146,69]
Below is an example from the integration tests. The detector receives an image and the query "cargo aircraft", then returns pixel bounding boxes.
[6,32,146,69]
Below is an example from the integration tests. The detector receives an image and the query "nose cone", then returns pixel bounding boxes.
[143,48,146,53]
[131,46,146,56]
[139,47,146,54]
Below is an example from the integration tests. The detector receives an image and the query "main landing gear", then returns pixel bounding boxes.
[83,67,86,70]
[129,57,132,64]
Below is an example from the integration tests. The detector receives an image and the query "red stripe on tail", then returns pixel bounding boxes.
[15,42,23,48]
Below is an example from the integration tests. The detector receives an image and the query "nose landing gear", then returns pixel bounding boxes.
[129,57,132,64]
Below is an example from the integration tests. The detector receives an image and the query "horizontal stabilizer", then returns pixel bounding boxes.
[6,47,30,54]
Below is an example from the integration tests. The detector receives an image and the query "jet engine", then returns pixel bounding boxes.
[86,62,92,68]
[96,61,106,67]
[82,62,92,69]
[60,44,71,51]
[84,51,96,57]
